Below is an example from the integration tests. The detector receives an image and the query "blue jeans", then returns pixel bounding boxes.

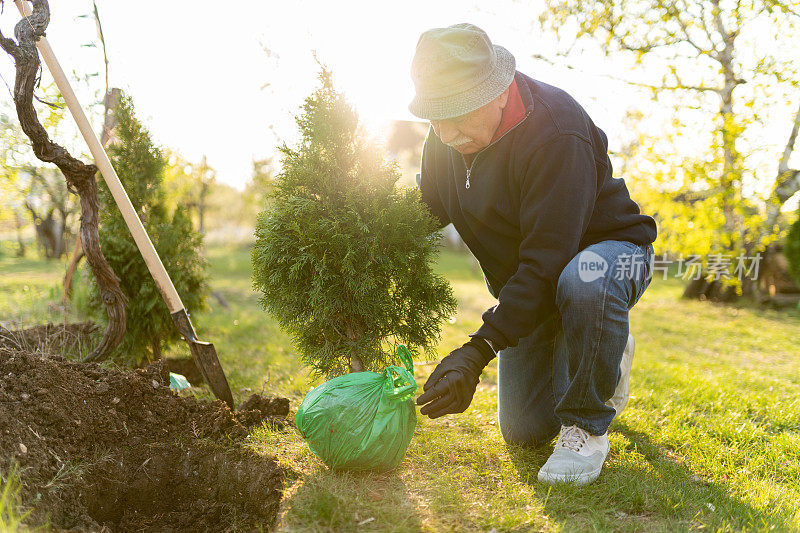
[489,240,654,445]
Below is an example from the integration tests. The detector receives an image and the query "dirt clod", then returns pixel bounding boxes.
[237,393,292,429]
[0,347,290,531]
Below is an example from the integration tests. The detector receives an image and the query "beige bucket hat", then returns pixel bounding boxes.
[409,23,516,120]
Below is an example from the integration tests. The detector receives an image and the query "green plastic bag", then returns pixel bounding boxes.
[295,345,418,471]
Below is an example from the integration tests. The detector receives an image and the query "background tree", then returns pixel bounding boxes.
[83,94,209,365]
[163,151,260,236]
[22,165,76,258]
[244,157,276,214]
[252,69,457,378]
[539,0,800,300]
[163,150,205,224]
[162,152,216,234]
[0,90,80,259]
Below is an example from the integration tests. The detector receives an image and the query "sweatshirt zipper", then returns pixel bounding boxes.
[463,109,532,190]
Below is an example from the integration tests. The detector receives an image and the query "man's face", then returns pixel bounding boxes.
[430,88,510,155]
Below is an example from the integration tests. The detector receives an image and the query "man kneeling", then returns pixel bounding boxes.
[410,23,657,486]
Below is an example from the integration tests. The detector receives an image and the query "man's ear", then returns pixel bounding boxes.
[497,86,511,110]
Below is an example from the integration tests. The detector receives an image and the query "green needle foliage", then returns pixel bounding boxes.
[252,70,457,378]
[85,94,208,365]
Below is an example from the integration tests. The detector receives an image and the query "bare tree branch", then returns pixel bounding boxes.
[672,0,719,59]
[757,97,800,249]
[711,0,731,43]
[775,98,800,200]
[531,52,722,94]
[0,25,20,57]
[698,1,722,53]
[92,0,108,97]
[781,2,800,19]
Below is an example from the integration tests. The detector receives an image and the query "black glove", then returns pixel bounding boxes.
[416,337,496,419]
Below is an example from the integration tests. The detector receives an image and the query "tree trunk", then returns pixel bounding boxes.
[345,322,364,372]
[681,37,745,305]
[740,276,757,299]
[759,101,800,251]
[13,209,26,257]
[198,184,206,234]
[26,203,56,258]
[39,213,57,258]
[349,354,364,372]
[715,0,744,256]
[682,277,738,302]
[683,256,773,304]
[682,278,709,299]
[100,88,121,146]
[197,155,211,234]
[62,234,84,304]
[54,207,68,258]
[151,336,162,362]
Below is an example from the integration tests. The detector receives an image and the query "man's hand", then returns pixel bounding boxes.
[416,337,496,419]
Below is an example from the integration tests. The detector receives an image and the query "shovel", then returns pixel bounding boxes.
[15,0,234,408]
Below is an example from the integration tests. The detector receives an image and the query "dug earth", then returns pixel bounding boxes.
[0,340,292,532]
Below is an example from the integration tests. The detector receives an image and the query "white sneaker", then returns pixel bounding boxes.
[537,425,610,485]
[607,333,635,417]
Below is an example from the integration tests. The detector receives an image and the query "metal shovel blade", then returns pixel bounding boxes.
[171,309,234,408]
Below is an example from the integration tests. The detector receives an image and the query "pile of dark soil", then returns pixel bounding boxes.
[0,347,291,532]
[1,323,218,388]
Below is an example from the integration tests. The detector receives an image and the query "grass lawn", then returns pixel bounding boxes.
[2,243,799,531]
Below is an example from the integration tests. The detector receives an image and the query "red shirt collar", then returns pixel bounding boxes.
[490,77,525,143]
[464,77,525,167]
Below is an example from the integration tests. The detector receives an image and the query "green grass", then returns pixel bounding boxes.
[0,465,30,532]
[2,244,799,531]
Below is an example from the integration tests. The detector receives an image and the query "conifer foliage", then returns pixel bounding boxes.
[86,94,208,365]
[252,70,457,378]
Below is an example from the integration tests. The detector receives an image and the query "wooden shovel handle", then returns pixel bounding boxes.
[15,0,184,313]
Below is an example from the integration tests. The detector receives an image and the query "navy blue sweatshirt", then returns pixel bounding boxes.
[418,71,658,351]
